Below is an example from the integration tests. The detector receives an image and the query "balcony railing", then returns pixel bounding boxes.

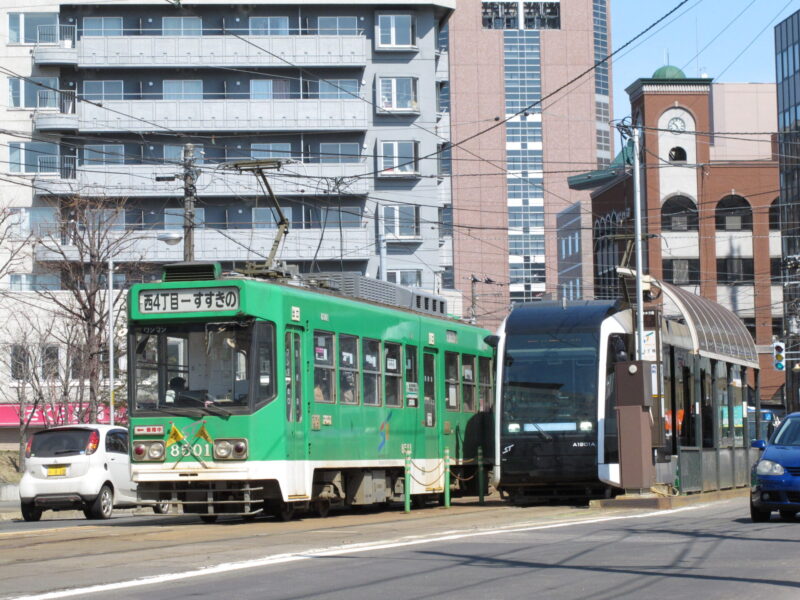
[32,158,370,197]
[33,26,368,68]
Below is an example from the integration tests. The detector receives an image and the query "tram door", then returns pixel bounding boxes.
[284,328,306,496]
[422,350,439,460]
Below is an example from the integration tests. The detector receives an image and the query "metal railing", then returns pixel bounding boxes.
[37,24,76,46]
[37,89,76,113]
[37,155,76,178]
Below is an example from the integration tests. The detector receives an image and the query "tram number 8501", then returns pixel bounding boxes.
[169,443,212,458]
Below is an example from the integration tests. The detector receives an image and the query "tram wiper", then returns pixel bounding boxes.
[530,422,553,441]
[149,406,205,419]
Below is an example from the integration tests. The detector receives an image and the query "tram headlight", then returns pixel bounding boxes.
[214,438,248,460]
[132,441,165,462]
[579,421,593,432]
[756,460,785,476]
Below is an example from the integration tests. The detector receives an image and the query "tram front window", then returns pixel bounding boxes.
[130,321,275,414]
[502,332,598,435]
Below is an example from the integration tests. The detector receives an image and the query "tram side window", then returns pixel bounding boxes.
[462,354,476,412]
[445,351,459,410]
[478,356,493,411]
[384,342,402,407]
[313,331,335,403]
[405,344,418,407]
[339,334,359,405]
[255,322,276,406]
[363,338,381,406]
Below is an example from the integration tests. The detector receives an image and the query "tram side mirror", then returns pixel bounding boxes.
[751,440,766,450]
[484,335,500,348]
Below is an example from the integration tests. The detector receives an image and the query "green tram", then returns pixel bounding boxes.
[127,263,495,521]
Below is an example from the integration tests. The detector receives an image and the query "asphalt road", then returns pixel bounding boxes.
[2,498,798,600]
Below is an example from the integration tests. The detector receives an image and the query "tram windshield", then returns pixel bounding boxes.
[502,331,599,435]
[129,321,275,415]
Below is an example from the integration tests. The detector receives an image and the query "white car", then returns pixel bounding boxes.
[19,424,167,521]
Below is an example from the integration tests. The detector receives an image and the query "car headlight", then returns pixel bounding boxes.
[147,442,165,460]
[132,441,166,462]
[214,438,248,460]
[756,460,785,476]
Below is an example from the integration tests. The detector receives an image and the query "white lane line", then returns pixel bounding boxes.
[6,504,712,600]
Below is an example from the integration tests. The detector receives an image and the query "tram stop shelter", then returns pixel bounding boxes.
[649,278,761,493]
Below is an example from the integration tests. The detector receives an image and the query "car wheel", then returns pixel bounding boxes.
[87,484,114,520]
[153,501,170,515]
[780,509,796,521]
[20,502,42,522]
[750,500,771,523]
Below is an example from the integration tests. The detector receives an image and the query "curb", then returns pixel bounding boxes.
[588,487,749,510]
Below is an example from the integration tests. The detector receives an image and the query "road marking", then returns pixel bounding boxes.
[6,504,712,600]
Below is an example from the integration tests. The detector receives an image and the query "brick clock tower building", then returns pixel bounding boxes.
[575,66,783,405]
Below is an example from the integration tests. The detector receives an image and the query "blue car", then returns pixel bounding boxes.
[751,412,800,522]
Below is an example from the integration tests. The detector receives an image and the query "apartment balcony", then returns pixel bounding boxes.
[32,157,370,198]
[34,227,373,263]
[33,93,369,133]
[33,27,368,68]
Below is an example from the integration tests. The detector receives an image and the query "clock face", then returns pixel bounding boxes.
[668,117,686,133]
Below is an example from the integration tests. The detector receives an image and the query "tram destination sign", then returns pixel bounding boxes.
[139,287,240,314]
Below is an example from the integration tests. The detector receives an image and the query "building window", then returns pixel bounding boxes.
[319,142,360,163]
[663,259,700,285]
[771,257,782,281]
[716,257,754,285]
[509,234,545,256]
[83,80,123,102]
[9,141,59,174]
[251,143,292,160]
[384,204,420,238]
[162,17,202,36]
[379,141,419,175]
[596,129,611,153]
[482,2,518,29]
[82,17,122,37]
[42,345,59,379]
[163,80,202,100]
[773,318,784,338]
[164,144,203,164]
[376,14,415,49]
[83,144,124,165]
[316,16,358,36]
[10,345,30,381]
[437,143,452,176]
[8,13,58,44]
[249,16,290,35]
[509,205,544,229]
[387,270,422,287]
[378,77,418,112]
[523,2,560,29]
[9,273,60,291]
[662,196,698,231]
[716,195,752,231]
[441,266,454,289]
[9,77,58,109]
[668,146,687,162]
[250,78,291,100]
[439,205,453,237]
[770,198,781,230]
[309,79,358,99]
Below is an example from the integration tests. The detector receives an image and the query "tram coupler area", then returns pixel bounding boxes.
[138,480,278,517]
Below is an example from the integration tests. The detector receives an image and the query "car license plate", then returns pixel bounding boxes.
[47,466,66,477]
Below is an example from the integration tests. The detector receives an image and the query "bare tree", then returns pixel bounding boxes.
[29,195,148,423]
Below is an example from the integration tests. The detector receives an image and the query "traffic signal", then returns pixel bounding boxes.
[773,341,786,371]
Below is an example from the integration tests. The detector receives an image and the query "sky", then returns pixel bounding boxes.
[610,0,800,123]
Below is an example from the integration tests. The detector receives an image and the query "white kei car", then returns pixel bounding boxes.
[19,424,167,521]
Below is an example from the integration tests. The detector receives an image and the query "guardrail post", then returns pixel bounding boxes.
[444,447,450,508]
[404,446,411,513]
[478,445,485,505]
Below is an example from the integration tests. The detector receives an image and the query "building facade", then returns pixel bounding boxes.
[572,67,783,405]
[448,0,611,327]
[776,11,800,411]
[0,0,455,446]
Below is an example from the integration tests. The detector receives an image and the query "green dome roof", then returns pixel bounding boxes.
[652,65,687,80]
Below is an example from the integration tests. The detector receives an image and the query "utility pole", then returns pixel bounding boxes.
[378,202,387,281]
[632,126,646,360]
[182,143,197,262]
[470,274,478,324]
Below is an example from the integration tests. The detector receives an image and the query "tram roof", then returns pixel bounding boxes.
[655,280,759,369]
[505,300,622,334]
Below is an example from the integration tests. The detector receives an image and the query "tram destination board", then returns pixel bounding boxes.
[139,286,240,314]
